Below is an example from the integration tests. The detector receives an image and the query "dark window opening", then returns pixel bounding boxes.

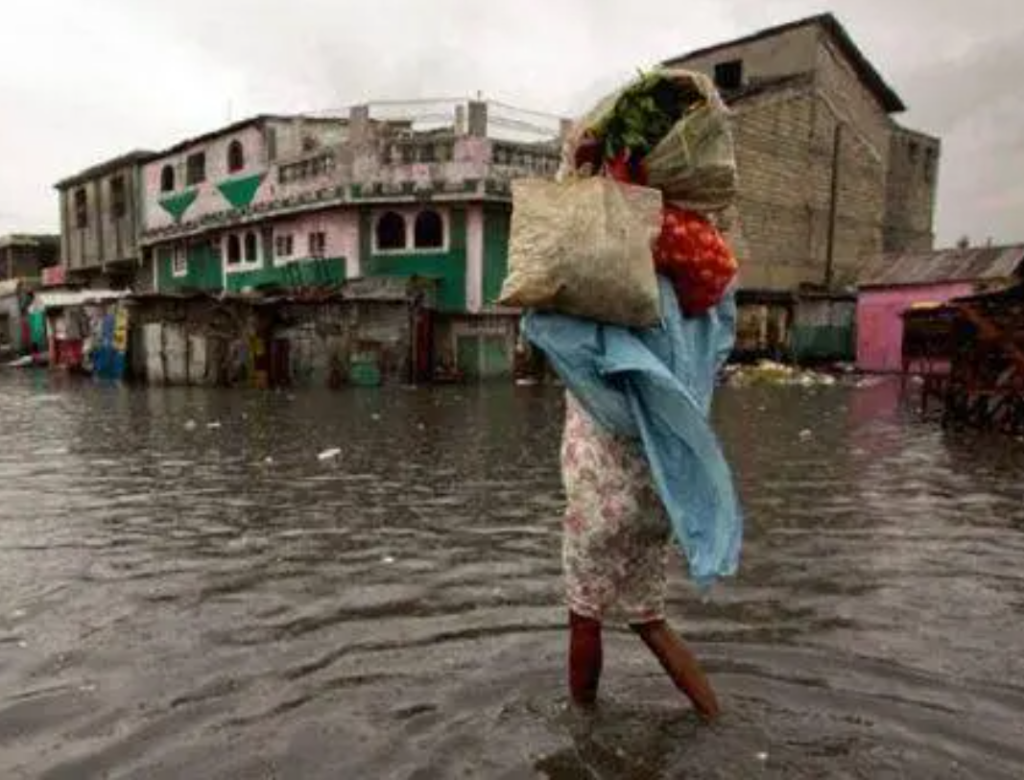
[376,211,407,251]
[74,188,88,229]
[908,141,919,162]
[227,140,245,173]
[414,210,444,249]
[244,231,258,263]
[160,165,175,193]
[226,234,241,265]
[308,231,327,258]
[186,152,206,186]
[266,127,278,161]
[110,175,127,219]
[713,59,743,91]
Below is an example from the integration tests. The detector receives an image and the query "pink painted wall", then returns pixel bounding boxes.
[856,282,975,373]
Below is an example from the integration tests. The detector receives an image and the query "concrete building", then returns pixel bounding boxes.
[54,151,154,289]
[665,13,940,295]
[139,101,565,379]
[0,234,59,280]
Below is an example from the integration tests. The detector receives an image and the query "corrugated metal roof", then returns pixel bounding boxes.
[857,245,1024,288]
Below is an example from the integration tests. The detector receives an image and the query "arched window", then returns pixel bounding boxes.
[227,140,245,173]
[160,165,175,193]
[244,231,259,263]
[376,211,407,251]
[414,210,444,249]
[226,234,241,265]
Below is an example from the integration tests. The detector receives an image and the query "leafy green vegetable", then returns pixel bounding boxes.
[590,70,703,164]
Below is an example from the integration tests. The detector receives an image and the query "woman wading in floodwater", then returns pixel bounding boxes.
[520,69,744,722]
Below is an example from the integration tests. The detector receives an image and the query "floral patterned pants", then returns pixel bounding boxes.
[561,393,672,624]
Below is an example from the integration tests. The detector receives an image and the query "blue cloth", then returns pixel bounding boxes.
[521,277,742,588]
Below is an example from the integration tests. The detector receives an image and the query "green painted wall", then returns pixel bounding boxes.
[362,207,467,312]
[159,189,199,222]
[217,174,265,209]
[157,242,223,292]
[225,257,346,292]
[482,206,511,305]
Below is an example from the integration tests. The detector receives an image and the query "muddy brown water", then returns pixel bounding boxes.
[1,372,1023,779]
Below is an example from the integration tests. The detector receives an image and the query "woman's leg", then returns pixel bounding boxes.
[569,610,603,706]
[631,619,720,721]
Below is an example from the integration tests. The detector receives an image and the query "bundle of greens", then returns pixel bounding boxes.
[593,71,702,165]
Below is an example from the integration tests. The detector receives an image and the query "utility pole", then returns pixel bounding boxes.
[824,122,843,290]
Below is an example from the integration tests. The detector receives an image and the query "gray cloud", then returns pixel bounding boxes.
[1,0,1021,247]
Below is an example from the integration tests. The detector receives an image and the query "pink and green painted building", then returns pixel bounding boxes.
[138,101,565,378]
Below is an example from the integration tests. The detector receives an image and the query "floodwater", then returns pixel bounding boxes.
[1,372,1023,780]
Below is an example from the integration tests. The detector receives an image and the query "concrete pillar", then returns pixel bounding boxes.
[467,101,487,138]
[349,104,371,144]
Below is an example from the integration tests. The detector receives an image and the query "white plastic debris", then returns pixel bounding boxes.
[17,641,27,649]
[318,448,342,461]
[371,413,382,422]
[756,751,769,762]
[11,609,25,619]
[382,555,396,564]
[799,429,813,440]
[263,456,275,465]
[207,422,222,430]
[184,420,198,432]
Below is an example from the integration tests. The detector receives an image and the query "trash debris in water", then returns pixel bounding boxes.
[371,413,381,422]
[756,752,769,762]
[722,360,843,388]
[382,555,396,564]
[183,420,197,432]
[207,422,222,430]
[318,448,342,461]
[11,609,25,619]
[263,456,275,465]
[799,429,813,440]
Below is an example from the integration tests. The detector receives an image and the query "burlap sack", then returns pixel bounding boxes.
[499,176,663,327]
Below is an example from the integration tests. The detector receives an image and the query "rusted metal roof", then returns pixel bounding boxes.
[857,245,1024,289]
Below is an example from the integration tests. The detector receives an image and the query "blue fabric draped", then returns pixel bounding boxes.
[521,277,743,588]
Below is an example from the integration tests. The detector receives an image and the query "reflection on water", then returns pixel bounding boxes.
[1,373,1022,779]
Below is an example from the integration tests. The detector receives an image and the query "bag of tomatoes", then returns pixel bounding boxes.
[653,206,738,317]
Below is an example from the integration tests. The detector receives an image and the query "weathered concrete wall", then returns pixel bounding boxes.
[730,86,885,290]
[675,25,819,87]
[884,128,939,253]
[60,163,145,274]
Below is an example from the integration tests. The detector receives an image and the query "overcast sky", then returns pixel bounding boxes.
[1,0,1020,247]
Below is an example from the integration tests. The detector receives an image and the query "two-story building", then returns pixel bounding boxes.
[665,13,940,294]
[139,101,565,379]
[54,151,154,289]
[0,234,60,281]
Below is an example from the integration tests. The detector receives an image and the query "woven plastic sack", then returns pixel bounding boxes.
[572,67,738,213]
[499,176,664,327]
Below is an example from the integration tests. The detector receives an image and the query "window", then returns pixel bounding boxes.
[244,231,259,263]
[160,165,175,193]
[266,127,278,161]
[73,188,88,229]
[376,211,407,251]
[226,234,241,265]
[186,152,206,186]
[414,210,444,249]
[924,147,937,183]
[308,231,327,258]
[171,246,188,278]
[110,175,127,219]
[227,140,245,173]
[302,135,318,153]
[275,234,294,259]
[713,59,743,91]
